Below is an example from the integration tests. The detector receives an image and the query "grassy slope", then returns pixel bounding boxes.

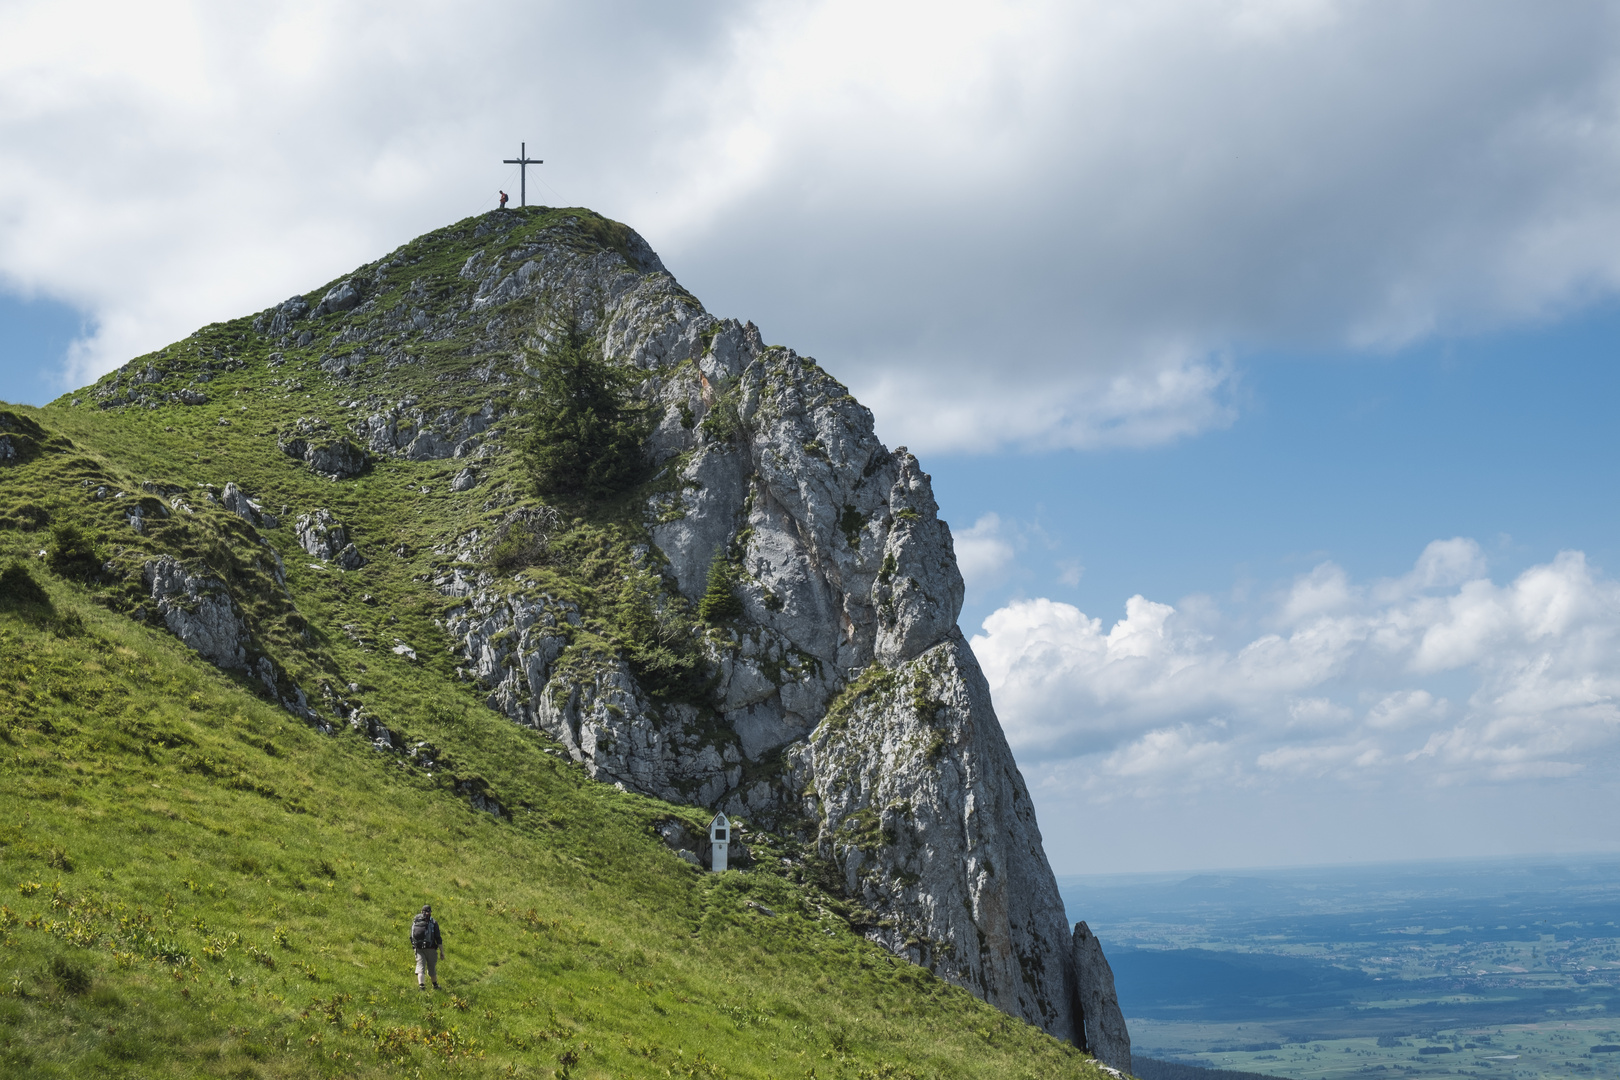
[0,579,1101,1079]
[0,208,1105,1078]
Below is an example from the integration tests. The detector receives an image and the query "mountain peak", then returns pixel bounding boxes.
[35,207,1127,1068]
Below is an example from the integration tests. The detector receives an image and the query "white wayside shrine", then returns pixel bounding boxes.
[708,813,730,873]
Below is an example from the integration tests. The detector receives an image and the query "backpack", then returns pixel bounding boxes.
[410,914,439,950]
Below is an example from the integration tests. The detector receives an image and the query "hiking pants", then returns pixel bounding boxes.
[415,948,438,985]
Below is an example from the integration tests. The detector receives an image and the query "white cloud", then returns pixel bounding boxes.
[972,539,1620,793]
[8,3,1620,448]
[1102,724,1232,783]
[1255,739,1376,775]
[953,512,1018,593]
[1364,689,1445,730]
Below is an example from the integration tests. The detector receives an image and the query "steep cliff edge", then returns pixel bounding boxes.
[56,206,1129,1067]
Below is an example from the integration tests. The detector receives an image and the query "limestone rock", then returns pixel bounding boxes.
[1071,922,1132,1073]
[295,509,361,565]
[785,634,1077,1040]
[305,439,367,479]
[335,542,366,571]
[254,295,310,336]
[356,400,495,462]
[221,482,275,528]
[313,279,363,317]
[656,819,708,867]
[142,556,250,670]
[319,354,355,377]
[279,418,368,479]
[649,443,749,601]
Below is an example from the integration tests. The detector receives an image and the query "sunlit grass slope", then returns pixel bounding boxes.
[0,581,1101,1079]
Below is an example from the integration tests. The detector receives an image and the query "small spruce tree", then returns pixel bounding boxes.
[46,524,102,582]
[697,552,743,622]
[521,319,648,500]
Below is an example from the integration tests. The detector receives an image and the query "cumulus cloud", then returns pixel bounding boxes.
[971,539,1620,793]
[952,512,1018,594]
[8,2,1620,448]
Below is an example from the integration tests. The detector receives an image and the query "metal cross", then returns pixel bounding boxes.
[502,142,544,208]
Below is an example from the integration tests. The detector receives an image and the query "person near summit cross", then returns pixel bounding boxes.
[498,190,509,210]
[410,904,444,990]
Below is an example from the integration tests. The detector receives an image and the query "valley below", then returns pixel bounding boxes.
[1061,859,1620,1080]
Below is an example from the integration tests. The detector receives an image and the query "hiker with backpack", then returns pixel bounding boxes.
[410,904,444,990]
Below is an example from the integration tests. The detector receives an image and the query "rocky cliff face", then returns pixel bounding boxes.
[79,207,1129,1068]
[424,213,1125,1060]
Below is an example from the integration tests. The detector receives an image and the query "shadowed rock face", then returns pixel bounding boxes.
[1072,921,1133,1073]
[278,417,368,479]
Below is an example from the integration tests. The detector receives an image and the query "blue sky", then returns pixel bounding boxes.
[6,0,1620,873]
[0,294,86,409]
[929,312,1620,871]
[938,303,1620,631]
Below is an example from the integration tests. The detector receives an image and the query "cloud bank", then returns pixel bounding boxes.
[8,2,1620,450]
[972,539,1620,797]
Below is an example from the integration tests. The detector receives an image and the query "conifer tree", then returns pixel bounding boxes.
[46,523,101,581]
[521,320,647,499]
[697,551,743,622]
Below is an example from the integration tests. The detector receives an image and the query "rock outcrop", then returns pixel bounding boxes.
[0,411,44,467]
[252,294,310,336]
[295,509,365,569]
[1072,921,1132,1073]
[221,482,275,528]
[143,556,251,670]
[357,400,495,461]
[786,634,1076,1040]
[279,418,367,479]
[141,555,320,724]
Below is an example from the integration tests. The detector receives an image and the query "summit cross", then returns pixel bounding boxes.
[502,142,544,208]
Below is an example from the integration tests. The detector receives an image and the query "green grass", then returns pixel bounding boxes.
[0,582,1102,1078]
